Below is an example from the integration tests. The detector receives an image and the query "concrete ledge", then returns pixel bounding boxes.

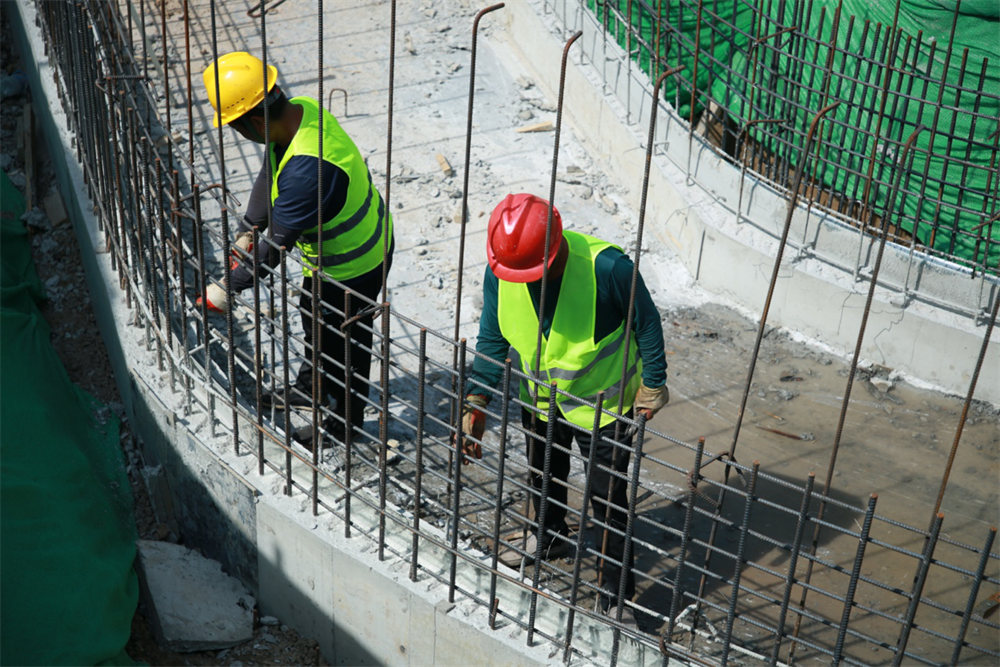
[500,0,999,404]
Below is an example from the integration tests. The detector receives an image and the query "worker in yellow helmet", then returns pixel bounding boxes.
[200,52,393,449]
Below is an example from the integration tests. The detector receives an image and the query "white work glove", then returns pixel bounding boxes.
[634,382,668,419]
[229,231,254,270]
[197,282,229,314]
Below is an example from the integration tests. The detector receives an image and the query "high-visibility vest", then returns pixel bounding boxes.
[497,231,642,428]
[270,97,392,280]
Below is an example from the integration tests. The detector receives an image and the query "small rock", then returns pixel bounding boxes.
[516,75,535,89]
[262,632,278,644]
[259,616,280,626]
[517,109,534,121]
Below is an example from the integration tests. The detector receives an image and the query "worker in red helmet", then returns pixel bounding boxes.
[461,193,668,628]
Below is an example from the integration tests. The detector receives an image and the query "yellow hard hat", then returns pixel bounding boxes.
[203,52,278,127]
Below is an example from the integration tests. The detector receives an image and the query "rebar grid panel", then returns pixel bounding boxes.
[570,0,999,299]
[30,0,1000,665]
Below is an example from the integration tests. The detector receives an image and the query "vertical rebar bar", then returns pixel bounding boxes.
[950,527,997,665]
[563,391,605,662]
[378,302,391,558]
[449,339,470,601]
[720,461,761,667]
[344,290,354,538]
[410,328,429,581]
[831,493,879,665]
[488,359,514,629]
[891,512,944,666]
[281,248,293,495]
[527,385,560,646]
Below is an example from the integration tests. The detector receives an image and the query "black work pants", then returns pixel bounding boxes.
[521,408,636,607]
[298,256,389,434]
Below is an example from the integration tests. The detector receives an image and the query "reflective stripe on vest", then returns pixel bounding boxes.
[497,231,642,428]
[270,97,392,281]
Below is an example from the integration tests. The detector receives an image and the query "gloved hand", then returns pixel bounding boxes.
[229,231,254,271]
[196,282,229,314]
[634,382,668,419]
[458,394,488,464]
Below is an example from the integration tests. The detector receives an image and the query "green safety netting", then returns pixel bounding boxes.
[590,0,999,270]
[1,169,138,666]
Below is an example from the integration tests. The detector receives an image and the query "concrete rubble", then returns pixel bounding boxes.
[135,540,255,652]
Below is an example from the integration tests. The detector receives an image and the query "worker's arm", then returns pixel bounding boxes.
[466,266,511,401]
[597,248,667,388]
[230,154,349,293]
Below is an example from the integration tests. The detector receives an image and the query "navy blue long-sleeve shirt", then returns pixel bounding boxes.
[230,144,349,292]
[468,241,667,398]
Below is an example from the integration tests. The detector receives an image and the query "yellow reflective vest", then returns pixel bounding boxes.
[497,231,642,428]
[270,97,392,280]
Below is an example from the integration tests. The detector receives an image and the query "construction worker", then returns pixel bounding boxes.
[199,52,393,446]
[461,193,668,627]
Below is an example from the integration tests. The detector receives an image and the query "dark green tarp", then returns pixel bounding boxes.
[591,0,999,269]
[1,169,138,665]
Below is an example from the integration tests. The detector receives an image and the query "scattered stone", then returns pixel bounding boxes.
[43,190,68,227]
[870,376,893,393]
[517,109,534,121]
[135,540,255,652]
[262,633,279,644]
[448,62,461,73]
[404,31,416,55]
[516,75,535,89]
[516,121,554,133]
[435,153,455,178]
[386,438,401,465]
[259,616,280,626]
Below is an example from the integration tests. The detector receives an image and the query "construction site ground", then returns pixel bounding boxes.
[4,0,998,664]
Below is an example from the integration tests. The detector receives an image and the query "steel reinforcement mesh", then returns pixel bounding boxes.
[29,0,1000,665]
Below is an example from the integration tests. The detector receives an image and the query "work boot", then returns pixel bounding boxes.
[261,376,325,410]
[497,531,570,568]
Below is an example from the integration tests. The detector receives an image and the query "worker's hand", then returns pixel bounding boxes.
[229,231,254,271]
[196,282,229,314]
[634,382,668,420]
[456,394,488,464]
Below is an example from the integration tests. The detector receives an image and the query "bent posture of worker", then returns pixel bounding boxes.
[462,193,668,625]
[200,52,393,446]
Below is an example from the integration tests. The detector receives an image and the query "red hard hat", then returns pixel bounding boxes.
[487,193,562,283]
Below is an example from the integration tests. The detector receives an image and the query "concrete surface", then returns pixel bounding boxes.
[135,540,255,651]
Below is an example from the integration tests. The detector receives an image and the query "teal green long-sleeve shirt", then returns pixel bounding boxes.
[468,244,667,398]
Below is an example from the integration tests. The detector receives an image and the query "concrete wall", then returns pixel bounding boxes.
[500,0,999,404]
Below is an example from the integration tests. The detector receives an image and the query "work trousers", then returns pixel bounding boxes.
[521,408,637,607]
[298,256,389,434]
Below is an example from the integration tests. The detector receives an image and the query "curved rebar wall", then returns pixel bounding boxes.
[29,0,1000,665]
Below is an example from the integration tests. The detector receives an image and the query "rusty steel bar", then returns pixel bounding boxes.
[449,2,506,488]
[563,390,605,663]
[527,382,561,646]
[253,227,265,475]
[788,125,926,658]
[831,493,879,665]
[448,339,470,601]
[520,29,582,568]
[892,512,945,665]
[410,328,429,581]
[378,302,392,557]
[381,0,397,304]
[344,290,355,537]
[719,461,761,667]
[950,527,998,665]
[281,247,293,495]
[931,264,1000,521]
[310,0,327,515]
[768,471,816,666]
[488,359,514,629]
[692,102,839,634]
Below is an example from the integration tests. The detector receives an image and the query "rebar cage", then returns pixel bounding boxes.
[27,0,999,665]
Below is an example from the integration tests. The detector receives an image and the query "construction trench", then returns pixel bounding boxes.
[6,0,1000,664]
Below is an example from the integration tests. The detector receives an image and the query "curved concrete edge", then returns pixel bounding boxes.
[8,3,683,665]
[499,0,999,405]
